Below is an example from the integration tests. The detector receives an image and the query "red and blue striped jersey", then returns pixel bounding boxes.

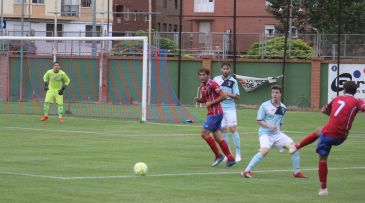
[200,79,224,116]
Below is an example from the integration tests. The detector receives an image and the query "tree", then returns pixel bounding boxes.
[266,0,365,34]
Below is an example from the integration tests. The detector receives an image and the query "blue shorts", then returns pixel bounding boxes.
[316,133,345,156]
[203,114,223,132]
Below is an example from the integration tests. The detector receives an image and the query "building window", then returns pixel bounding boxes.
[168,24,172,32]
[61,0,79,16]
[163,0,167,8]
[81,0,91,7]
[175,0,178,9]
[157,23,161,31]
[115,5,130,21]
[194,0,214,13]
[199,21,210,43]
[86,25,101,37]
[174,25,178,32]
[32,0,44,4]
[46,24,63,37]
[265,25,275,37]
[163,23,167,32]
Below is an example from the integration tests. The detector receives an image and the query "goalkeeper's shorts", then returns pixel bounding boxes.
[45,90,63,105]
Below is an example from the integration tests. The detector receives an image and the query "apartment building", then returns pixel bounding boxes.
[0,0,113,36]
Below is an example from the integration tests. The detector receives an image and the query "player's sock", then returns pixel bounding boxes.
[245,152,264,172]
[232,131,241,156]
[291,151,301,174]
[58,104,63,118]
[218,140,234,161]
[297,132,319,149]
[43,102,50,116]
[222,133,230,146]
[203,136,222,159]
[318,161,328,189]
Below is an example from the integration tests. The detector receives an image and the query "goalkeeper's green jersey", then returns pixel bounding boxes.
[43,69,70,90]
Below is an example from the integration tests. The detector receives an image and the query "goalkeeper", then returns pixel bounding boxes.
[40,61,70,123]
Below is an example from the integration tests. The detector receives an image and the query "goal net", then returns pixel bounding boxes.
[0,36,198,123]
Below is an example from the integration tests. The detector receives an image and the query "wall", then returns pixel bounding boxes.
[7,56,341,109]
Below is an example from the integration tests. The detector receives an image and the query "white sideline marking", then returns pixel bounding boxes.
[1,166,364,180]
[2,126,197,137]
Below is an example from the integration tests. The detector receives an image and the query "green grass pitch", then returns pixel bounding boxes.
[1,108,364,203]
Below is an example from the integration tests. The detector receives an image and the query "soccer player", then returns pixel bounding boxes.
[289,81,365,196]
[213,63,242,162]
[241,85,305,178]
[40,61,70,123]
[195,68,236,168]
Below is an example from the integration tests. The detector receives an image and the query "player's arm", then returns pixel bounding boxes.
[194,96,206,103]
[321,100,333,116]
[206,90,227,107]
[43,71,49,91]
[358,99,365,112]
[58,72,71,95]
[226,80,240,100]
[256,104,277,131]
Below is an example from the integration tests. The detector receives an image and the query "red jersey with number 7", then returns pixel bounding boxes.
[322,94,365,139]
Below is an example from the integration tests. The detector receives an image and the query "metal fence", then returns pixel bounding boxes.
[1,30,365,59]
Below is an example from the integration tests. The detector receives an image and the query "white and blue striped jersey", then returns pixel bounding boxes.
[257,100,287,136]
[213,75,240,111]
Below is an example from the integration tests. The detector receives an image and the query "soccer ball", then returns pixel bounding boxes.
[133,162,148,176]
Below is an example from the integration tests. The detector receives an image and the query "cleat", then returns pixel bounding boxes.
[318,188,328,196]
[225,160,236,168]
[211,156,225,167]
[288,143,298,155]
[58,118,64,123]
[293,172,306,178]
[235,153,242,162]
[40,116,48,121]
[223,156,228,162]
[241,170,253,178]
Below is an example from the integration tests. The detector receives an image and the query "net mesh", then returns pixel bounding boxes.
[0,38,198,123]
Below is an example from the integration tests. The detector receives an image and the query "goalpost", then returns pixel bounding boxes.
[0,36,198,123]
[0,36,149,122]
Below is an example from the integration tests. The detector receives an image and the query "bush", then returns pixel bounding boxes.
[242,37,314,59]
[110,30,178,57]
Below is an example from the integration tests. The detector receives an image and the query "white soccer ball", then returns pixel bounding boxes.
[133,162,148,176]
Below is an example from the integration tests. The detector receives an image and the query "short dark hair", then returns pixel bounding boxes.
[344,81,358,95]
[221,62,231,68]
[198,68,210,75]
[271,85,282,93]
[53,61,61,65]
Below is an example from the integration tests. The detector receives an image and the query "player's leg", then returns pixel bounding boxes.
[55,94,64,122]
[227,110,241,162]
[275,133,305,177]
[290,128,321,154]
[41,91,54,121]
[241,135,271,178]
[213,129,235,167]
[316,133,345,195]
[221,112,230,145]
[201,116,224,167]
[211,114,236,167]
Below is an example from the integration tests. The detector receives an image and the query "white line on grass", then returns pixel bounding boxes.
[2,126,197,137]
[1,166,365,180]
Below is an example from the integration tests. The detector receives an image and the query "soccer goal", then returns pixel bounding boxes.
[0,36,198,123]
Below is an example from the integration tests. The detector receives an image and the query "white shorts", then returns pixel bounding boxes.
[221,110,237,128]
[259,133,294,151]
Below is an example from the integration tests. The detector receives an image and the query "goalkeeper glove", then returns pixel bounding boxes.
[44,82,49,91]
[58,85,67,95]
